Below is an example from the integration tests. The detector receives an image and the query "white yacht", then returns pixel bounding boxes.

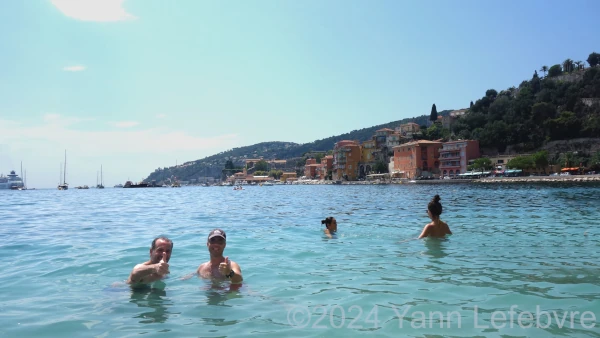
[0,170,24,190]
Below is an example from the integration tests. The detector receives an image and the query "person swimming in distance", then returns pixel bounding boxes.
[127,237,173,286]
[197,229,243,284]
[322,217,337,239]
[418,195,452,239]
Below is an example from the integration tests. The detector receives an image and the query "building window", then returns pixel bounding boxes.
[498,160,504,164]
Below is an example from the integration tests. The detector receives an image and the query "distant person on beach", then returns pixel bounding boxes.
[197,229,243,284]
[127,237,173,286]
[322,217,337,238]
[418,195,452,239]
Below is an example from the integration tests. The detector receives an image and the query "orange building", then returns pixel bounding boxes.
[318,155,334,180]
[332,140,362,181]
[393,140,443,179]
[304,158,320,179]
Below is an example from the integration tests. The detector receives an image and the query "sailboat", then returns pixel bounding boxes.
[97,165,105,189]
[58,150,68,190]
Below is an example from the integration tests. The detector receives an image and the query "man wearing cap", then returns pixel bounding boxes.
[127,236,173,286]
[197,229,243,284]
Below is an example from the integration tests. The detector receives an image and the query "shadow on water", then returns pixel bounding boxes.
[129,282,173,324]
[201,281,244,306]
[195,281,244,327]
[422,237,449,259]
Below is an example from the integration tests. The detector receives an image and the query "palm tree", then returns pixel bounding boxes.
[562,59,574,73]
[540,65,548,77]
[574,61,584,70]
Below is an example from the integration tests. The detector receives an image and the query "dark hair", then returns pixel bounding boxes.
[321,217,334,228]
[151,236,173,251]
[427,195,443,217]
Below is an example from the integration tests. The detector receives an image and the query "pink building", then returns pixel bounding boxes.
[439,140,480,177]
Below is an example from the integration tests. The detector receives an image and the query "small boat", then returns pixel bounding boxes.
[123,181,149,188]
[96,165,104,189]
[114,183,124,188]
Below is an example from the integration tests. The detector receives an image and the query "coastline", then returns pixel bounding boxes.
[291,175,600,185]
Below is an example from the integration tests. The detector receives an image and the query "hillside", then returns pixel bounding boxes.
[144,111,452,183]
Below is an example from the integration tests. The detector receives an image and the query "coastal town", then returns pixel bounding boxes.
[212,116,600,186]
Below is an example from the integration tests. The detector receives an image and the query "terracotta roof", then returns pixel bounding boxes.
[376,128,395,132]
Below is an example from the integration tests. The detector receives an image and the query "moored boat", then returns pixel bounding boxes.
[0,170,24,190]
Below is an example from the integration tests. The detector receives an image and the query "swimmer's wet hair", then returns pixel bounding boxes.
[428,195,442,217]
[321,217,334,227]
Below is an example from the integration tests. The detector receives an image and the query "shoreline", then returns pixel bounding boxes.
[291,175,600,185]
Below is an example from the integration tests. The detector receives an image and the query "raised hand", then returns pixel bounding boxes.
[155,252,170,276]
[219,256,231,276]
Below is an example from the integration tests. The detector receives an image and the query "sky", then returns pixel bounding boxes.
[0,0,598,188]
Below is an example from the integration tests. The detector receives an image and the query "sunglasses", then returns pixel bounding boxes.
[209,237,225,244]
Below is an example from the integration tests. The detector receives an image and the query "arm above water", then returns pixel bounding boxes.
[229,261,243,284]
[324,229,333,239]
[418,224,432,239]
[127,262,165,284]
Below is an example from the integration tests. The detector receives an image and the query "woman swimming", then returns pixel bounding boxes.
[321,217,337,239]
[418,195,452,239]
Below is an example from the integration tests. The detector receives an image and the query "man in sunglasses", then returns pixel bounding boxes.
[127,236,173,286]
[197,229,243,284]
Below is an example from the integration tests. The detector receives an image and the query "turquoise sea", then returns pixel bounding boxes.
[2,184,600,337]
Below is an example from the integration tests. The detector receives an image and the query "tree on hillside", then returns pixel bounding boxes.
[531,70,541,93]
[254,160,269,171]
[562,59,574,73]
[430,104,438,123]
[544,111,581,140]
[548,64,562,77]
[531,102,557,124]
[540,65,548,77]
[588,52,599,67]
[574,61,583,71]
[470,101,474,109]
[485,89,498,100]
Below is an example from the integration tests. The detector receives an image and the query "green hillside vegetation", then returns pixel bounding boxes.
[145,111,452,183]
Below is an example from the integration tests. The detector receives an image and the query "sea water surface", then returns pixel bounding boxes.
[1,184,600,337]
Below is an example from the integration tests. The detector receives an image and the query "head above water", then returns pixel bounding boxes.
[151,236,173,251]
[208,228,226,240]
[321,217,337,231]
[427,195,443,218]
[149,236,173,263]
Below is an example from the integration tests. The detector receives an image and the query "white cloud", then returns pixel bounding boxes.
[51,0,137,22]
[113,121,140,128]
[44,113,61,122]
[156,114,167,119]
[63,65,86,72]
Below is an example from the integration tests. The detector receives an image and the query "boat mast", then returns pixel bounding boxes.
[60,162,62,185]
[101,165,103,186]
[63,150,67,185]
